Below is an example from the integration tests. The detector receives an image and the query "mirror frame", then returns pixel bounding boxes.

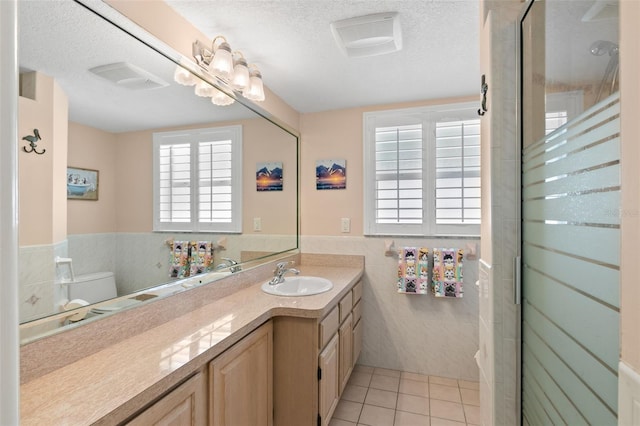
[18,0,300,343]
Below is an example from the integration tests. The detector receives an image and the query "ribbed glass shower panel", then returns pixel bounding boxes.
[522,93,620,426]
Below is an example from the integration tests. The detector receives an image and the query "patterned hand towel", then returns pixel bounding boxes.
[397,247,429,294]
[169,240,190,278]
[189,241,214,276]
[432,248,464,298]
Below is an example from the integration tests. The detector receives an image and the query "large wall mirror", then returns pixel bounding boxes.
[18,0,298,341]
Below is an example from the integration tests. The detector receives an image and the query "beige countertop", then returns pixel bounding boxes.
[20,259,363,425]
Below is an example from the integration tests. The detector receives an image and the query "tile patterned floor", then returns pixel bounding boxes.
[329,365,480,426]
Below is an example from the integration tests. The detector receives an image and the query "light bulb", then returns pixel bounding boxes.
[211,41,234,80]
[243,68,265,101]
[211,87,235,106]
[232,56,250,91]
[174,65,197,86]
[194,80,214,97]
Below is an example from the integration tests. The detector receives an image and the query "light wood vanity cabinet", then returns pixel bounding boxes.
[127,370,207,426]
[273,280,363,426]
[127,321,273,426]
[209,321,273,426]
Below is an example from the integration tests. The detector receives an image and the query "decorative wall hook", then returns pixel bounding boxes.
[22,128,45,154]
[477,74,488,116]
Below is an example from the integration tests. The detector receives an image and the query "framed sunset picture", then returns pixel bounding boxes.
[316,159,346,190]
[256,162,283,191]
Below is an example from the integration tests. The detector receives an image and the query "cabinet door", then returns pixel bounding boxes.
[318,333,340,426]
[352,319,363,368]
[210,321,273,426]
[127,371,206,426]
[338,313,353,393]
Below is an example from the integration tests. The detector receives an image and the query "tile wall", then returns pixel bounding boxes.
[302,235,480,381]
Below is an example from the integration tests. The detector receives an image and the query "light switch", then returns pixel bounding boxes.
[341,218,350,233]
[253,217,262,231]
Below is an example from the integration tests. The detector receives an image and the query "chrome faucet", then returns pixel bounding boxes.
[215,257,241,273]
[268,261,300,285]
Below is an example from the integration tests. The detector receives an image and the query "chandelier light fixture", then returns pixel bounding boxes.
[173,36,266,106]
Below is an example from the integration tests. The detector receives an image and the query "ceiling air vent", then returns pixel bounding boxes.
[330,12,402,58]
[89,62,168,90]
[582,1,618,22]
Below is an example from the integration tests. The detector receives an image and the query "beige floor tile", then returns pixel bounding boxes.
[374,367,402,378]
[370,374,400,392]
[329,419,357,426]
[333,400,363,423]
[464,404,481,425]
[429,375,459,387]
[343,385,369,403]
[429,417,466,426]
[350,371,373,387]
[458,380,480,390]
[429,399,466,423]
[400,371,429,383]
[396,393,429,416]
[355,364,375,374]
[358,404,396,426]
[393,411,430,426]
[429,383,462,403]
[399,378,429,397]
[365,388,398,409]
[460,388,480,406]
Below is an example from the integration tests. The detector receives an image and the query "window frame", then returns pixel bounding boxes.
[152,125,243,233]
[363,102,480,237]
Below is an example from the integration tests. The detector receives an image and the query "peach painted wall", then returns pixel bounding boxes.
[620,0,640,372]
[18,72,68,246]
[106,0,300,132]
[114,118,296,235]
[300,97,476,237]
[67,122,118,235]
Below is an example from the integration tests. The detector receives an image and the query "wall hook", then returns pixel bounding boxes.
[477,74,488,116]
[22,128,45,154]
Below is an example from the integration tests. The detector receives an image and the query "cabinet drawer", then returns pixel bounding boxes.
[319,306,339,349]
[352,281,363,305]
[339,292,353,323]
[353,300,362,325]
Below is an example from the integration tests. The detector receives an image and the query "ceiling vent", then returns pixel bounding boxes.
[89,62,168,90]
[330,12,402,58]
[582,1,618,22]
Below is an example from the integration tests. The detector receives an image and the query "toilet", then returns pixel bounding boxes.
[67,272,117,304]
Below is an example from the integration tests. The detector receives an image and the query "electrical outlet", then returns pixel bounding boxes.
[341,218,351,233]
[253,217,262,232]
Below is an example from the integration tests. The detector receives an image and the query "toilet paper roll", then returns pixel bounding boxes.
[64,298,90,322]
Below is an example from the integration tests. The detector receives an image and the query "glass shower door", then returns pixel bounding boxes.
[520,1,620,424]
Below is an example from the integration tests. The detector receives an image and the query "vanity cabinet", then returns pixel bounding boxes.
[127,370,207,426]
[273,280,363,426]
[209,320,273,426]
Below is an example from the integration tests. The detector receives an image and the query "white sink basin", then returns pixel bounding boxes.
[261,276,333,297]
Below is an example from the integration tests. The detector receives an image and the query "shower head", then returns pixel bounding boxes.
[590,40,618,56]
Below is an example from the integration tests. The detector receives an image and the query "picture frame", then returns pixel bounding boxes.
[256,161,283,191]
[67,167,99,200]
[316,159,346,190]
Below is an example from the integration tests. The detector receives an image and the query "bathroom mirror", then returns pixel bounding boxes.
[18,0,298,336]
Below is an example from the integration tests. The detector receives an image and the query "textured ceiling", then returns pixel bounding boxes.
[165,0,481,114]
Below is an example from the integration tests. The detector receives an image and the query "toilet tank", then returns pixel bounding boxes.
[67,272,117,304]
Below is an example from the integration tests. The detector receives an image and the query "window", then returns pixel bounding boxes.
[363,103,480,236]
[153,126,242,233]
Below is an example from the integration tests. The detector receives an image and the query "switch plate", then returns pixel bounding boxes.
[341,218,350,233]
[253,217,262,232]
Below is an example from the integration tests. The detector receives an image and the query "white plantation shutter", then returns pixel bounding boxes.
[364,102,480,236]
[435,118,481,226]
[153,126,242,232]
[375,124,423,225]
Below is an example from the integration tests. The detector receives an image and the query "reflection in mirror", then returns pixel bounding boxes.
[18,0,298,341]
